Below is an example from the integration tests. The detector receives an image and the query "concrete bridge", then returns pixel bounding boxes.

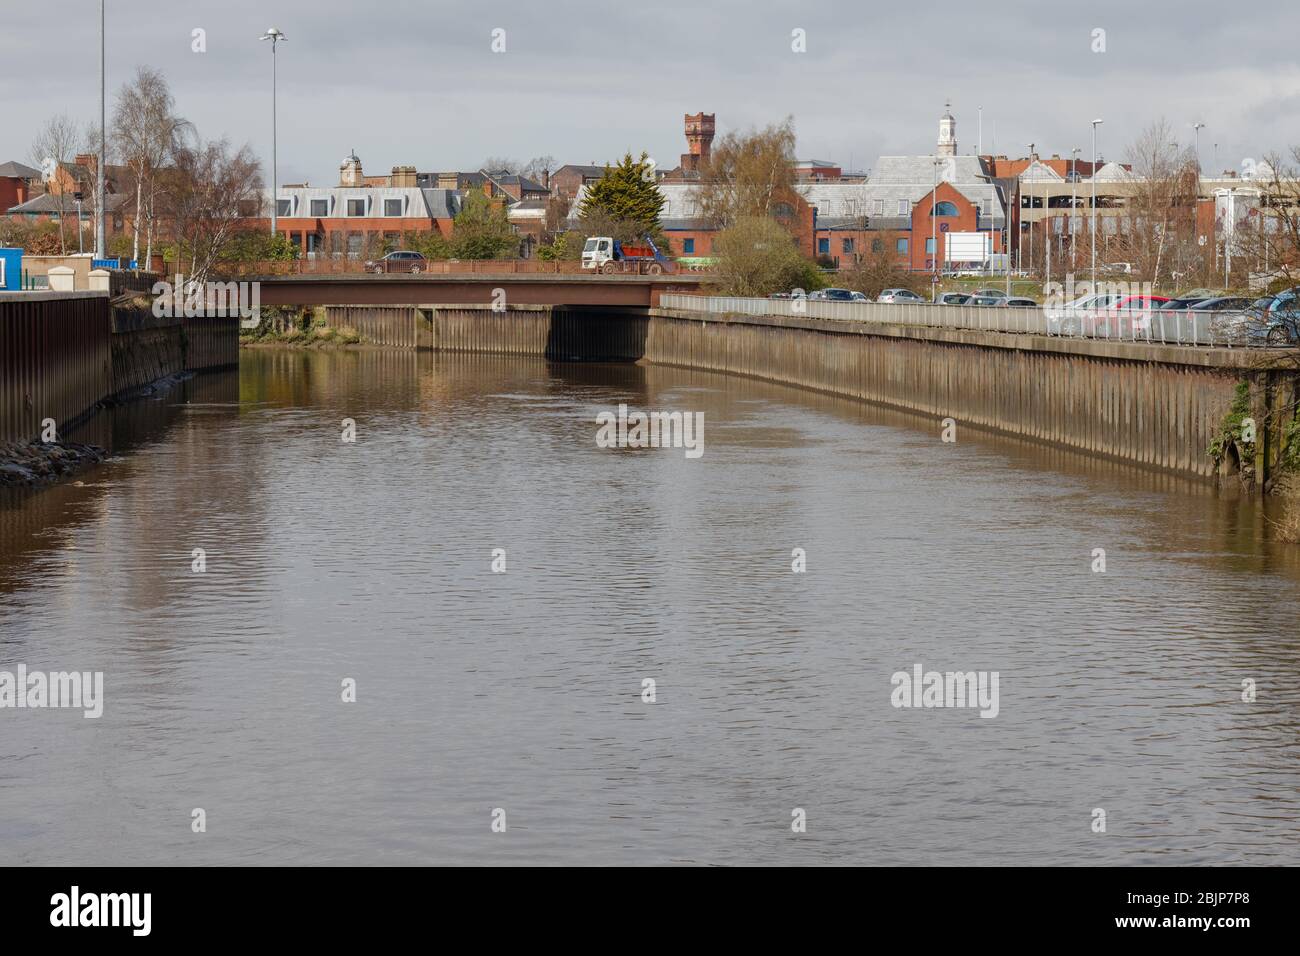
[248,272,710,309]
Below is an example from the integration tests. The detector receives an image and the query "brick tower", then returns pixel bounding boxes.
[681,113,716,172]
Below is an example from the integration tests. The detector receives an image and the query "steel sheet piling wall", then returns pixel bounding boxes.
[1,293,111,445]
[323,305,420,349]
[3,294,238,446]
[183,316,240,370]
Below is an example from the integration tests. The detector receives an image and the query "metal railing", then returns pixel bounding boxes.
[222,258,717,277]
[657,294,1295,349]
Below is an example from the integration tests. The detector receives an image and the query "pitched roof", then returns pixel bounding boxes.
[7,192,129,214]
[554,164,606,177]
[483,171,548,192]
[421,188,461,218]
[0,160,42,179]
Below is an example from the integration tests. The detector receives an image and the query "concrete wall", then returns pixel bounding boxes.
[362,302,1300,485]
[110,306,185,397]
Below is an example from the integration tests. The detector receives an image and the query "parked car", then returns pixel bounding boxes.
[365,250,427,274]
[1251,287,1300,344]
[968,295,1005,306]
[971,288,1008,300]
[1184,297,1255,343]
[878,288,924,303]
[1005,297,1039,307]
[849,291,870,301]
[1049,292,1125,335]
[1189,296,1252,312]
[938,292,971,305]
[816,288,859,302]
[1093,294,1171,336]
[1158,296,1211,312]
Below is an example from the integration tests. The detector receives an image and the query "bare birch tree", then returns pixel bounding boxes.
[113,67,189,267]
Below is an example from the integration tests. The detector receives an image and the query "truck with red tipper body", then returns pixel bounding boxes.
[581,236,674,274]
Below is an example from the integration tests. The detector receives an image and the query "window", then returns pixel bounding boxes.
[683,238,695,254]
[925,237,936,254]
[874,199,885,216]
[818,238,830,255]
[897,200,909,216]
[872,239,883,253]
[771,202,795,219]
[276,199,291,217]
[347,198,366,216]
[384,199,403,217]
[896,238,909,254]
[931,201,959,217]
[841,238,854,254]
[310,199,328,217]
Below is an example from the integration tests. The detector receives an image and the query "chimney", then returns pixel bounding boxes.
[391,165,416,188]
[542,168,550,189]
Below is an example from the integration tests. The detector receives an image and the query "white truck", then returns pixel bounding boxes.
[581,236,674,275]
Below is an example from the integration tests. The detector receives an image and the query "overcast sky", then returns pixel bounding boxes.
[3,0,1297,187]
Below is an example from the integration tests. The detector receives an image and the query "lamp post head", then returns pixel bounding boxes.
[1091,118,1103,127]
[260,27,287,42]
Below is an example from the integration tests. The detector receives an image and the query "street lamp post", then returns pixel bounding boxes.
[74,191,85,254]
[1026,143,1035,278]
[1070,147,1080,272]
[1192,122,1206,182]
[1091,118,1103,291]
[97,0,106,260]
[260,27,288,236]
[931,156,942,301]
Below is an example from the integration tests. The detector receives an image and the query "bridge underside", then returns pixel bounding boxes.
[250,274,709,308]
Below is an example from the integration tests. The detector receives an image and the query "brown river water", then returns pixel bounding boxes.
[1,348,1298,865]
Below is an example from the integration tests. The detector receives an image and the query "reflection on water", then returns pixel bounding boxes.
[1,350,1298,865]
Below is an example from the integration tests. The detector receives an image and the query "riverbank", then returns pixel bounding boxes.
[240,323,365,349]
[0,440,106,487]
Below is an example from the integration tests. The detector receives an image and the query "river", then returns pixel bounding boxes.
[2,348,1298,865]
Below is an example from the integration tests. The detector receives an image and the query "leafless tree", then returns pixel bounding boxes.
[696,117,802,228]
[113,66,190,267]
[1233,148,1300,288]
[169,135,264,286]
[521,155,557,182]
[1113,119,1199,289]
[28,114,81,253]
[480,156,520,175]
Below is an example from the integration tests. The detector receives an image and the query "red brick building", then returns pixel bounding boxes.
[0,161,40,212]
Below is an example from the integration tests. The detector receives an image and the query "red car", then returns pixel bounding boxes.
[1092,295,1170,337]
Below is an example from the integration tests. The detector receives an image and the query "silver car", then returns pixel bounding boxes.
[878,288,924,303]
